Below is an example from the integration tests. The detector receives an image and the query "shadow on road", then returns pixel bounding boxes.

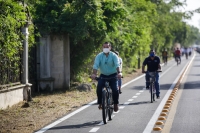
[123,101,152,106]
[192,65,200,67]
[182,81,200,90]
[131,83,175,91]
[45,120,101,131]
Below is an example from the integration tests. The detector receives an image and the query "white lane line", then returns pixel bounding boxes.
[139,90,144,92]
[119,106,125,109]
[114,110,120,113]
[121,74,145,88]
[35,100,97,133]
[119,60,166,89]
[89,127,100,132]
[143,55,194,133]
[132,96,138,98]
[159,63,176,78]
[128,99,134,101]
[136,93,141,95]
[124,102,130,105]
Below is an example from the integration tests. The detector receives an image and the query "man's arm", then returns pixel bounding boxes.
[91,69,97,79]
[158,64,161,69]
[91,54,100,79]
[116,67,122,78]
[158,57,161,70]
[92,69,97,75]
[142,65,145,73]
[142,58,146,73]
[116,67,121,74]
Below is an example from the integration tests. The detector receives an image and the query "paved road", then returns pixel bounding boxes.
[163,53,200,133]
[35,52,200,133]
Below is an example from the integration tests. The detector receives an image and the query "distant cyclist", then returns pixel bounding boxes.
[162,49,168,64]
[142,50,162,99]
[174,47,181,63]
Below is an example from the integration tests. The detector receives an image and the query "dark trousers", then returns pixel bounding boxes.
[162,56,168,62]
[145,72,160,97]
[175,55,181,61]
[97,73,119,104]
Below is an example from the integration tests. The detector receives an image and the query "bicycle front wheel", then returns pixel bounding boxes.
[150,83,155,103]
[102,89,108,124]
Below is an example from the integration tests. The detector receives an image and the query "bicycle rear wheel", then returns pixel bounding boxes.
[108,91,113,121]
[176,57,180,66]
[102,89,108,124]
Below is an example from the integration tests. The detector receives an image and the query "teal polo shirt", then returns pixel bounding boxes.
[93,51,120,75]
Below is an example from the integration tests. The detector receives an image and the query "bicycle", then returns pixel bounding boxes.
[163,56,167,66]
[175,56,181,66]
[146,71,162,103]
[95,77,115,124]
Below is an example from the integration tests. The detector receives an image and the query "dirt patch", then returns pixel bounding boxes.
[0,69,143,133]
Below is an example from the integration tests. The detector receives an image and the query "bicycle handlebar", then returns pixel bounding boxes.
[143,70,162,73]
[95,76,123,80]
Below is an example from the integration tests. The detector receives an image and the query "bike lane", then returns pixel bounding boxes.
[35,55,191,133]
[162,53,200,133]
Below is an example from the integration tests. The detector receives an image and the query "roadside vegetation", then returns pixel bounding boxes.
[1,0,200,83]
[29,0,200,82]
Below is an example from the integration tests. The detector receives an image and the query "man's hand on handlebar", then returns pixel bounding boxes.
[117,73,122,79]
[91,74,97,80]
[142,71,146,73]
[157,69,162,72]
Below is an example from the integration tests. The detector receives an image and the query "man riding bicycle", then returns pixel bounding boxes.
[174,47,181,63]
[142,50,162,99]
[91,42,122,112]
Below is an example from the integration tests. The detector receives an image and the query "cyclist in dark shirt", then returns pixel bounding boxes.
[142,50,162,99]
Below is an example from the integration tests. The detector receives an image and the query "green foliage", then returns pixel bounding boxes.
[0,0,35,84]
[1,0,200,85]
[30,0,200,82]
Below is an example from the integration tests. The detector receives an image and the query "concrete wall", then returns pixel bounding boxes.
[51,36,65,89]
[38,35,70,90]
[0,85,25,109]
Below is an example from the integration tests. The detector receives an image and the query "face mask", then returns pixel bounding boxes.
[149,53,155,57]
[103,48,110,53]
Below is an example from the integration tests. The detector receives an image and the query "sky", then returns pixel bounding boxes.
[184,0,200,29]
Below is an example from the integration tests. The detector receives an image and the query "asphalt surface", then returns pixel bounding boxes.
[169,53,200,133]
[35,52,200,133]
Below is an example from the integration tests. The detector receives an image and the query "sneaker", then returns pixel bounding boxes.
[98,104,102,110]
[157,96,160,99]
[114,104,118,112]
